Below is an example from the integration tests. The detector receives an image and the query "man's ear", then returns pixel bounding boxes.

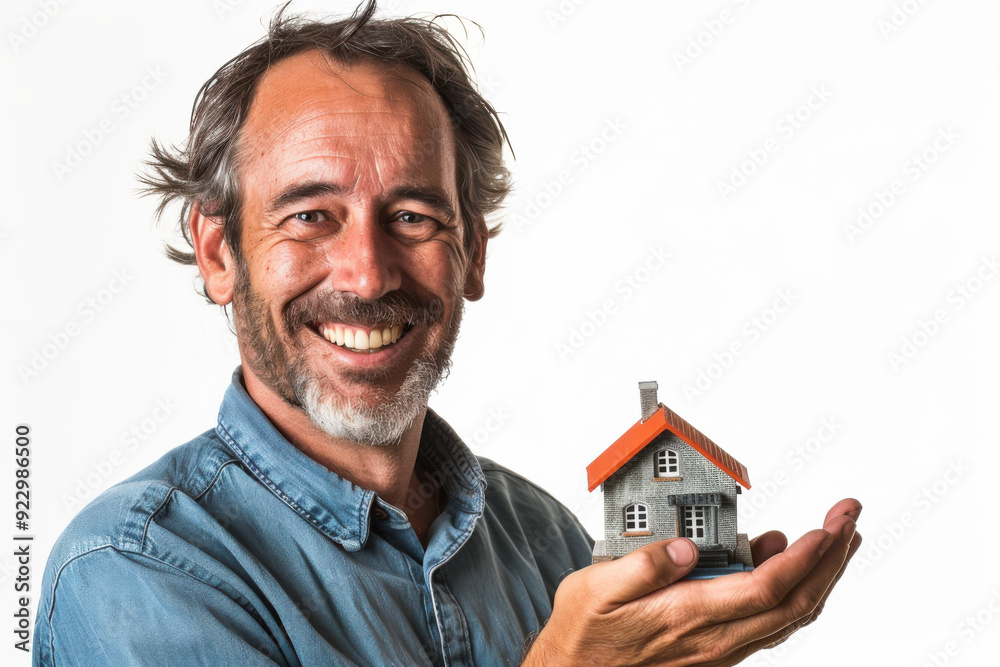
[463,218,489,301]
[189,205,235,305]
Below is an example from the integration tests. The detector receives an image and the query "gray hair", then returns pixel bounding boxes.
[140,0,511,301]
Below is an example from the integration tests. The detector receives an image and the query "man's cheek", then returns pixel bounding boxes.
[416,236,466,294]
[427,232,467,265]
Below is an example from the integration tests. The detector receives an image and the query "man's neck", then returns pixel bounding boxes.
[241,368,440,544]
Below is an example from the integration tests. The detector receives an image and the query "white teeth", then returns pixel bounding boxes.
[318,322,407,352]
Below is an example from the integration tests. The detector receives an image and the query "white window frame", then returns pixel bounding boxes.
[654,449,679,477]
[682,506,706,539]
[624,503,648,531]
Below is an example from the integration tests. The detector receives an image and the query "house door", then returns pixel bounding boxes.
[681,505,720,545]
[682,506,706,541]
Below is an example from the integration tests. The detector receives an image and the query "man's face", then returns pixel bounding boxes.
[227,51,482,446]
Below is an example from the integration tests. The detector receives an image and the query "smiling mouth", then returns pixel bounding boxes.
[313,321,410,354]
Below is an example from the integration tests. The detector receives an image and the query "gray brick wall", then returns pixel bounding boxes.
[603,432,740,559]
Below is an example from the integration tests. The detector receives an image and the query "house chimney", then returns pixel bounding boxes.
[638,381,659,422]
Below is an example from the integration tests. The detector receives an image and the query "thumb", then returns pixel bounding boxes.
[591,538,699,606]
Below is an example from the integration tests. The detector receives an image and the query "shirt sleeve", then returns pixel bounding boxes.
[33,546,289,667]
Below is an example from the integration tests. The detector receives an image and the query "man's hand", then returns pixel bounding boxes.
[524,498,862,666]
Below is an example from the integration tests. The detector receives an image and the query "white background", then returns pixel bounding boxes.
[4,0,999,665]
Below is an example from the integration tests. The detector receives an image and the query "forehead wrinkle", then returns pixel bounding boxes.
[272,141,431,178]
[241,51,458,213]
[245,116,425,166]
[257,131,435,192]
[278,128,440,166]
[249,107,440,177]
[257,107,424,143]
[282,131,428,148]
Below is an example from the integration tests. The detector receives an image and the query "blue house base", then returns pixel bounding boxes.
[683,563,753,580]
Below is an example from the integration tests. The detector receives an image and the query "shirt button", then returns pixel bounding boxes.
[372,507,388,520]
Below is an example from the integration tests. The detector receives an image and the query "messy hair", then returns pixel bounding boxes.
[140,0,511,300]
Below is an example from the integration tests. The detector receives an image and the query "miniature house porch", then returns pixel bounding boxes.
[587,381,754,576]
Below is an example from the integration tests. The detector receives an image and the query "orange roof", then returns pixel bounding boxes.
[586,404,751,492]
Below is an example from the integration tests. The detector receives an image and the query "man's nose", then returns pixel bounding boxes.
[331,215,401,300]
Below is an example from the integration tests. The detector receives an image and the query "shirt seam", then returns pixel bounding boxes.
[191,457,243,502]
[426,518,478,666]
[126,457,241,551]
[422,409,482,494]
[215,418,365,548]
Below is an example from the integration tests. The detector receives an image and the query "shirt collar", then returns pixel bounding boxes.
[215,367,485,551]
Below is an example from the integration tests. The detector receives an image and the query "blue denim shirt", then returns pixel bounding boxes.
[34,369,593,666]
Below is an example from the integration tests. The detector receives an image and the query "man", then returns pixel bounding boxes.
[34,2,862,665]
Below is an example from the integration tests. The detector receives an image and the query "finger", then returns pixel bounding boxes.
[702,508,863,661]
[778,515,856,616]
[736,527,836,615]
[824,498,862,526]
[750,530,788,566]
[588,538,700,607]
[804,503,863,622]
[741,529,862,654]
[800,515,857,601]
[806,529,863,622]
[747,499,859,571]
[680,527,833,625]
[722,515,857,647]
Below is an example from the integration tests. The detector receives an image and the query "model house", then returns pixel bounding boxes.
[587,381,753,576]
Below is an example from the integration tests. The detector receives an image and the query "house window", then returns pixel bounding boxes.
[682,506,705,539]
[624,503,648,531]
[654,449,679,477]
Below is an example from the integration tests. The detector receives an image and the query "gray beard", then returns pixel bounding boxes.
[294,343,454,448]
[232,261,462,449]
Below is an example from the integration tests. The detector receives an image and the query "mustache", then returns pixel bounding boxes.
[284,290,445,331]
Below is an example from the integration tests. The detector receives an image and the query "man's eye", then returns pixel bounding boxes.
[397,211,427,224]
[389,210,441,242]
[292,211,329,223]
